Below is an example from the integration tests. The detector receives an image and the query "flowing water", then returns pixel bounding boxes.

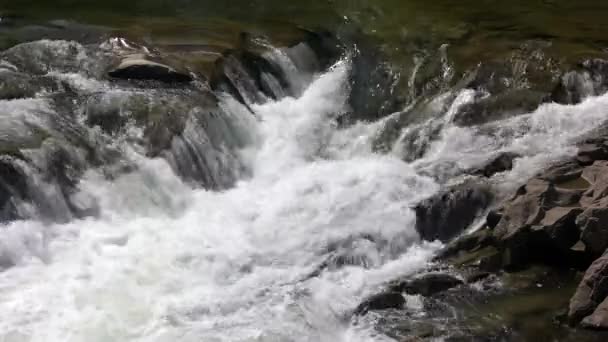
[1,1,608,341]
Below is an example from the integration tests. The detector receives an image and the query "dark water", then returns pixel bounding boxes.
[4,0,608,58]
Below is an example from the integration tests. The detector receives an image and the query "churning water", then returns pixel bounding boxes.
[2,43,608,342]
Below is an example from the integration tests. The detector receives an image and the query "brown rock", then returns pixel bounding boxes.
[581,161,608,184]
[533,206,583,252]
[569,252,608,325]
[577,207,608,257]
[577,144,608,166]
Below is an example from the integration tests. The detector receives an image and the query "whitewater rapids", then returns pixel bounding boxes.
[2,55,608,341]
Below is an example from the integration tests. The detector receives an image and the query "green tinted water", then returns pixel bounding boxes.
[3,0,608,77]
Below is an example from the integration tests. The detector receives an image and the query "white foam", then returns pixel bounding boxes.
[4,50,608,341]
[0,60,439,342]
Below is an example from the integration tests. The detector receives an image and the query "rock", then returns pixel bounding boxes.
[454,89,547,127]
[472,152,520,178]
[532,206,583,252]
[569,252,608,325]
[336,27,403,124]
[478,249,504,272]
[486,210,503,229]
[552,59,608,105]
[391,273,464,297]
[108,55,193,83]
[435,228,495,260]
[540,162,584,184]
[1,40,97,76]
[493,179,549,242]
[577,207,608,257]
[492,176,587,269]
[211,48,289,105]
[0,70,60,100]
[354,292,405,316]
[415,181,494,242]
[0,156,27,221]
[577,143,608,166]
[581,297,608,330]
[580,163,608,207]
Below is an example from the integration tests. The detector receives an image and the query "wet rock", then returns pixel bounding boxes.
[569,252,608,325]
[486,210,503,229]
[577,207,608,257]
[491,176,589,269]
[478,249,504,272]
[0,70,60,100]
[471,152,520,178]
[415,181,494,242]
[436,228,495,260]
[391,273,464,297]
[354,292,405,315]
[108,55,193,83]
[577,143,608,166]
[540,162,584,184]
[0,156,27,221]
[493,179,549,243]
[1,40,95,75]
[580,163,608,207]
[211,49,284,105]
[551,59,608,105]
[454,89,547,127]
[581,297,608,330]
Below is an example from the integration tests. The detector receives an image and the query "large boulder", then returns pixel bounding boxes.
[569,252,608,325]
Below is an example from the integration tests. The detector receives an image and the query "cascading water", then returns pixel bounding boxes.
[2,32,608,342]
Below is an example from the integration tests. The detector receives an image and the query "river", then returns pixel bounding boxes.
[1,1,608,341]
